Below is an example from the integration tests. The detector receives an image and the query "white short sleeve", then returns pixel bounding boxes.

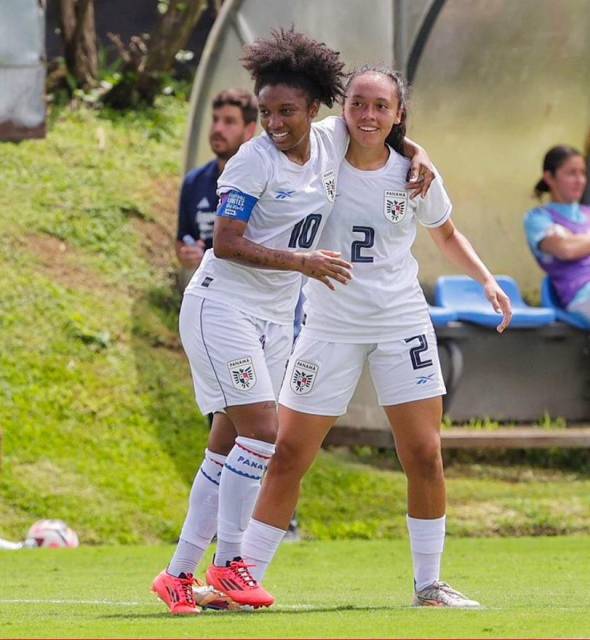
[313,116,350,162]
[216,138,271,199]
[415,173,452,228]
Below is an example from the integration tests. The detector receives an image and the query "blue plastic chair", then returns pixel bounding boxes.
[434,275,555,329]
[428,305,458,327]
[541,277,590,331]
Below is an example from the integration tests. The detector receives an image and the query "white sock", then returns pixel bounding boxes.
[407,514,446,591]
[242,518,287,582]
[168,449,226,577]
[167,539,204,578]
[215,437,275,567]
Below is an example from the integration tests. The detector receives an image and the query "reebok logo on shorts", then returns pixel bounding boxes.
[228,357,257,391]
[290,359,318,395]
[416,373,435,385]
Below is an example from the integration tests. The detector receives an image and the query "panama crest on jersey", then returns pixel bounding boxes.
[290,359,319,395]
[322,169,337,202]
[227,356,257,391]
[384,190,408,224]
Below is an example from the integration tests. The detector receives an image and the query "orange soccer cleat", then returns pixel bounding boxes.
[206,558,274,608]
[151,570,200,616]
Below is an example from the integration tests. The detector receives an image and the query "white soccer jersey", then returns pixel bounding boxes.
[184,116,349,324]
[304,148,452,342]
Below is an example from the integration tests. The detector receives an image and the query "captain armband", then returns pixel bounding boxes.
[216,190,258,222]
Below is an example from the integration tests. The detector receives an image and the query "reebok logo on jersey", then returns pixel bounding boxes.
[228,357,257,390]
[290,359,318,395]
[322,169,337,202]
[384,190,407,224]
[275,190,295,199]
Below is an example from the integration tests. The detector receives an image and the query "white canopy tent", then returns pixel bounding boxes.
[185,0,590,293]
[0,0,46,140]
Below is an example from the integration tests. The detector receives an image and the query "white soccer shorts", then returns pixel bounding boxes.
[279,327,446,416]
[180,294,293,414]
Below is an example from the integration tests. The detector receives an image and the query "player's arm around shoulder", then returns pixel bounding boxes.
[313,115,350,159]
[400,137,437,198]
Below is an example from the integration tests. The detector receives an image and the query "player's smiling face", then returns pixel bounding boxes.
[344,73,401,150]
[257,84,319,158]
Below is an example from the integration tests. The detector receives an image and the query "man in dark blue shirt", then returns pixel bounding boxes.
[176,88,258,290]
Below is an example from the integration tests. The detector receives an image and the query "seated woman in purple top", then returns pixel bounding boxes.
[524,145,590,321]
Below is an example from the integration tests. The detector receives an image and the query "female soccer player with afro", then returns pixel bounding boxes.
[152,30,435,614]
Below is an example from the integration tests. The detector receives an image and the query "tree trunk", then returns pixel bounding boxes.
[135,0,209,104]
[58,0,98,89]
[102,0,214,109]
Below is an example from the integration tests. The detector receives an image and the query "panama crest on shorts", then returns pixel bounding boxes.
[290,359,319,395]
[322,169,337,202]
[384,190,407,224]
[227,356,257,391]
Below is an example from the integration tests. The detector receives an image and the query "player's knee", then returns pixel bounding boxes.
[403,439,443,478]
[229,402,278,443]
[252,421,278,444]
[267,440,308,481]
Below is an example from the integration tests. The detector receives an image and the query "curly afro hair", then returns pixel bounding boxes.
[241,28,345,108]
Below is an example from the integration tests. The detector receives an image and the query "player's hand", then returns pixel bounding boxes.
[179,241,205,268]
[296,250,352,290]
[407,149,436,199]
[484,279,512,333]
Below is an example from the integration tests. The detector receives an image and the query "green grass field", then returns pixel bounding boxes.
[1,538,588,638]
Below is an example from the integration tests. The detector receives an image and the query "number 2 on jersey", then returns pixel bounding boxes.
[351,226,375,263]
[288,214,322,249]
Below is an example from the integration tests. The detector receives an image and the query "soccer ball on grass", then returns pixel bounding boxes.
[24,519,79,548]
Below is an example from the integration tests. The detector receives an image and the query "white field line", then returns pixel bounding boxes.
[0,599,150,606]
[0,599,315,610]
[3,600,541,612]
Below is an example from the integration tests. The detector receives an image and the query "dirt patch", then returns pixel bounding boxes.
[149,176,180,235]
[24,233,111,293]
[131,175,180,272]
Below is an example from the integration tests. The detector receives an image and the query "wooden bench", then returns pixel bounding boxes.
[325,426,590,449]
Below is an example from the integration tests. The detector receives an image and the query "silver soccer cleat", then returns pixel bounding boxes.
[413,581,481,608]
[193,579,242,611]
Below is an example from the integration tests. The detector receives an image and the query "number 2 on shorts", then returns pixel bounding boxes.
[405,334,433,370]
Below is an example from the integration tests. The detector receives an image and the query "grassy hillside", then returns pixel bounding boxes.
[1,97,589,545]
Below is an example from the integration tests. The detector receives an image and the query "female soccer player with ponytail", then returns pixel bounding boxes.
[240,65,512,608]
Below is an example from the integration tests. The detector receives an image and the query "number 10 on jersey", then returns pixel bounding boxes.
[288,214,322,249]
